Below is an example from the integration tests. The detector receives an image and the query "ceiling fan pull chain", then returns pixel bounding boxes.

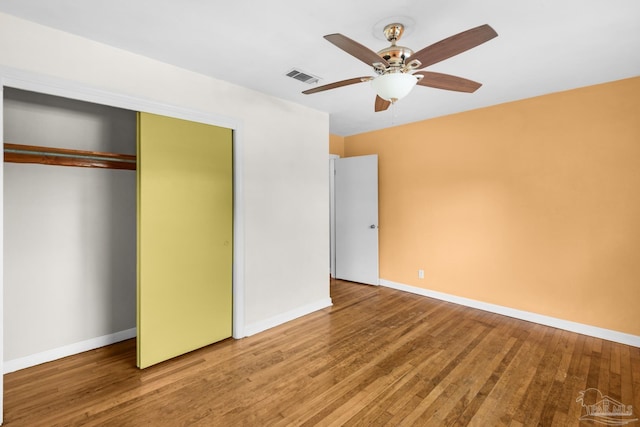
[391,102,396,127]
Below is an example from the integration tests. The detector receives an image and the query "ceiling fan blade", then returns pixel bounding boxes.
[375,96,391,112]
[302,76,372,95]
[324,34,390,68]
[415,71,482,93]
[407,24,498,69]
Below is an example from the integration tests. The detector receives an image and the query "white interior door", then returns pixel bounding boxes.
[329,155,339,278]
[334,155,379,285]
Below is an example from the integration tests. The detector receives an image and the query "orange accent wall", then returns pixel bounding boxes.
[329,133,345,157]
[344,77,640,336]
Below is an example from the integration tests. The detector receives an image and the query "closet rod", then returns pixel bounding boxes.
[3,143,136,170]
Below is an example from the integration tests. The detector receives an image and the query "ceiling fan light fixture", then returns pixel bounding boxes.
[371,73,417,102]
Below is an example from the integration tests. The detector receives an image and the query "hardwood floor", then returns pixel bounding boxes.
[4,279,640,426]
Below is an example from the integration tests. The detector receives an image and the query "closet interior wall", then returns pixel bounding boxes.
[3,88,137,366]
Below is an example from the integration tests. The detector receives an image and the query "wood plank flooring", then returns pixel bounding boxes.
[4,279,640,426]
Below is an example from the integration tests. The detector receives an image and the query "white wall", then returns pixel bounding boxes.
[0,9,330,370]
[3,88,137,362]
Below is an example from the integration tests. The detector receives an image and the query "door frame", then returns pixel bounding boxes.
[0,67,246,419]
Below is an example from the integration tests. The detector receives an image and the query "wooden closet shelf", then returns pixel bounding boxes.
[3,143,136,170]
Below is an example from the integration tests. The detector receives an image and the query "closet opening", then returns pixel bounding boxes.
[3,87,138,371]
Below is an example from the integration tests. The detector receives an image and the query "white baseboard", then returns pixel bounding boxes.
[3,327,137,374]
[244,298,333,337]
[380,279,640,348]
[4,297,333,373]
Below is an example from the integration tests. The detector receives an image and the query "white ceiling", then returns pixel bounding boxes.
[1,1,639,136]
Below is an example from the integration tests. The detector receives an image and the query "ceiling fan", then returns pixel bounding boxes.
[303,23,498,112]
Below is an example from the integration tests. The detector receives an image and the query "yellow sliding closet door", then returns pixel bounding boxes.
[137,112,233,369]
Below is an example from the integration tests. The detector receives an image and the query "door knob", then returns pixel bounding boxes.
[370,224,377,229]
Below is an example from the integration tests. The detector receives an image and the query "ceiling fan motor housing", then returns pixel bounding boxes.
[377,45,414,67]
[376,23,414,73]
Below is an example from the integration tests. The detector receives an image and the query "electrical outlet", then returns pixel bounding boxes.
[418,269,424,279]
